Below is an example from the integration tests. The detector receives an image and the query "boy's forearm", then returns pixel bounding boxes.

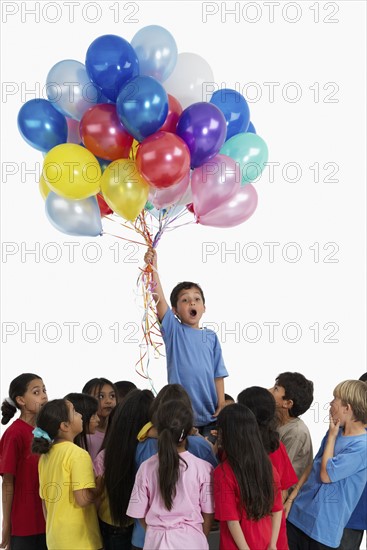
[285,462,312,505]
[320,435,336,483]
[147,255,168,321]
[202,512,214,536]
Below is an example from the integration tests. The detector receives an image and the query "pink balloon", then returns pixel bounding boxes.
[191,154,241,217]
[149,171,190,209]
[196,184,258,228]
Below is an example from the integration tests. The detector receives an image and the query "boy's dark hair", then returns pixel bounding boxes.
[1,373,42,425]
[217,404,274,520]
[359,372,367,383]
[32,399,70,454]
[275,372,314,417]
[237,386,280,453]
[170,282,205,308]
[114,380,137,401]
[64,393,98,452]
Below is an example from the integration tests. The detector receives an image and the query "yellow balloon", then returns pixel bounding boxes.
[129,139,140,161]
[100,159,149,221]
[42,144,101,199]
[39,174,51,200]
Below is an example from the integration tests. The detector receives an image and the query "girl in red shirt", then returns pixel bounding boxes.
[0,373,48,550]
[214,404,283,550]
[238,386,298,550]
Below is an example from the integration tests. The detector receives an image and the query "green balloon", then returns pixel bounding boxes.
[145,200,154,211]
[220,132,268,184]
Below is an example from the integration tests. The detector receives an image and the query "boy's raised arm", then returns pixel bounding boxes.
[144,247,169,322]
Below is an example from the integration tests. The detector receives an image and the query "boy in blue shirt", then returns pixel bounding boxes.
[285,379,367,549]
[338,372,367,550]
[144,247,228,434]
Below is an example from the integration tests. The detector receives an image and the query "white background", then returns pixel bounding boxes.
[1,0,366,469]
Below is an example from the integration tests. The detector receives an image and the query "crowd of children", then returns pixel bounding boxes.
[1,249,366,550]
[1,374,366,550]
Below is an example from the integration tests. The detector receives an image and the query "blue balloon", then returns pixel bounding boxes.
[131,25,177,82]
[116,76,168,142]
[247,121,256,134]
[210,89,250,141]
[85,35,139,102]
[45,192,102,237]
[18,99,68,152]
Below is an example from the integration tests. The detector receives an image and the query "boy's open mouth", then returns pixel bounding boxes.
[189,308,197,317]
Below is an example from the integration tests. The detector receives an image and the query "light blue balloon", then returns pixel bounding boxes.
[131,25,177,82]
[46,60,99,121]
[220,132,268,184]
[45,192,102,236]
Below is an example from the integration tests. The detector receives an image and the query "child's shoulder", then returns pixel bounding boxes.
[0,419,32,442]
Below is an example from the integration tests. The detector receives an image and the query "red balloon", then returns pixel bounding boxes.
[136,131,190,189]
[159,94,183,133]
[80,104,133,161]
[97,193,113,216]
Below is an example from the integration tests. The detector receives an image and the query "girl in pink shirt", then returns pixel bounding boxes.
[127,400,214,550]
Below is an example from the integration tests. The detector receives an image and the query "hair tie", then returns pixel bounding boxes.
[32,427,52,443]
[4,396,16,408]
[178,429,185,443]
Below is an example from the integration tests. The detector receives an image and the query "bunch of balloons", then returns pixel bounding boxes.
[18,25,268,237]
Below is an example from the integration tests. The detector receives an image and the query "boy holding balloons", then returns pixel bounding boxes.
[144,247,228,436]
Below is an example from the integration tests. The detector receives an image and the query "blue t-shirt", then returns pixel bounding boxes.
[288,428,367,548]
[345,427,367,530]
[131,436,218,548]
[161,309,228,426]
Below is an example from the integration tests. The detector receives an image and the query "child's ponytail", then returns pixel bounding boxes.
[1,398,17,425]
[156,400,193,511]
[32,399,69,455]
[1,373,42,425]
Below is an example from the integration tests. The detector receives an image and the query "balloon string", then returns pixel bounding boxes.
[102,232,148,247]
[104,207,194,392]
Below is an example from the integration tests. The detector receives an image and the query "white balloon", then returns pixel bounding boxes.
[163,53,214,109]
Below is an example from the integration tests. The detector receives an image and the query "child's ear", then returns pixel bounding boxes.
[59,421,69,433]
[283,398,293,411]
[15,396,25,407]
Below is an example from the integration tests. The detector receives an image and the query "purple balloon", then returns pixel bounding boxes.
[176,102,227,168]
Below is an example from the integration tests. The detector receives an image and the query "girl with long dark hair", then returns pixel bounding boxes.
[82,378,117,460]
[214,404,283,550]
[127,400,214,549]
[93,389,154,550]
[237,387,298,550]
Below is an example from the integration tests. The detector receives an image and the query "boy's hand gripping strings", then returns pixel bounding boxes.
[135,245,164,393]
